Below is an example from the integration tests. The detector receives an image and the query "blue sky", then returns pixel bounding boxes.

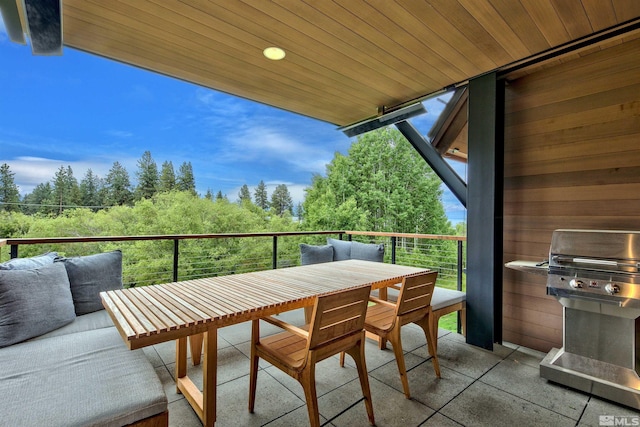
[0,24,466,224]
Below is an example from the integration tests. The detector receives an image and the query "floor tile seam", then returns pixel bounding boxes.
[258,364,308,406]
[418,411,464,427]
[431,373,484,426]
[474,378,581,422]
[574,396,592,426]
[405,354,436,375]
[497,344,519,360]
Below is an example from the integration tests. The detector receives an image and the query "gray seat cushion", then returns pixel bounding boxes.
[58,250,123,315]
[372,286,466,311]
[300,244,334,265]
[0,327,167,427]
[327,238,352,261]
[431,287,466,311]
[30,310,114,341]
[0,262,76,347]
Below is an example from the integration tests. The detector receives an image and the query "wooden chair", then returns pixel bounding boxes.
[342,271,440,399]
[249,286,375,427]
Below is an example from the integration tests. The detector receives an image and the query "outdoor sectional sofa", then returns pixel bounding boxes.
[0,251,168,427]
[301,237,466,348]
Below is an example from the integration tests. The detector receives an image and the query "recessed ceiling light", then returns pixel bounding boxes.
[263,47,286,60]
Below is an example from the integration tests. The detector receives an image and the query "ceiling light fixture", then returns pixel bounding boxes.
[263,46,286,60]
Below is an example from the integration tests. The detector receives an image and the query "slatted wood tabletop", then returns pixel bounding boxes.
[101,260,426,350]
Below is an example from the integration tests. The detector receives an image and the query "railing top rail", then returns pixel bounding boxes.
[0,230,346,247]
[346,230,466,241]
[0,230,465,248]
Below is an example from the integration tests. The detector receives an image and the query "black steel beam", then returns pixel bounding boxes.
[466,72,504,350]
[395,120,467,207]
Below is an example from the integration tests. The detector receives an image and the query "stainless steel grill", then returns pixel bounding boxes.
[508,229,640,410]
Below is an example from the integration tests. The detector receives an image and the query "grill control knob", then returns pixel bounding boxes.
[569,279,583,289]
[604,283,620,295]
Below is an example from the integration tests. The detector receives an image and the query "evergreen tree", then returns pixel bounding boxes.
[295,202,304,220]
[270,184,293,216]
[52,165,79,214]
[216,190,224,200]
[0,163,20,212]
[21,182,54,215]
[159,161,176,192]
[176,161,196,195]
[254,180,268,210]
[66,166,80,206]
[303,128,452,234]
[135,151,159,200]
[238,184,251,204]
[79,169,103,211]
[104,161,133,206]
[204,188,213,200]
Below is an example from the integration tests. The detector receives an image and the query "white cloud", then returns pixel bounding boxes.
[217,126,332,175]
[3,156,127,195]
[194,88,340,175]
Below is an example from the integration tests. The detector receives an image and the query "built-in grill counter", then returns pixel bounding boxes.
[507,229,640,410]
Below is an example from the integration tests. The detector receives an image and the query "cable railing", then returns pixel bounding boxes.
[0,231,466,293]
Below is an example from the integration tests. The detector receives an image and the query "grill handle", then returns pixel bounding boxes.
[559,293,623,307]
[551,255,640,272]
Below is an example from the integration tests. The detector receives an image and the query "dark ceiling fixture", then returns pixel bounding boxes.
[339,102,426,138]
[0,0,62,55]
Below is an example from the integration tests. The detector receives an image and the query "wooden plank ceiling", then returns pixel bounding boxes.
[61,0,640,127]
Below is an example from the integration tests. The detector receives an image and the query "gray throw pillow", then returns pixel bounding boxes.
[351,241,385,262]
[327,238,352,261]
[0,262,76,347]
[58,250,123,315]
[300,244,334,265]
[0,252,58,270]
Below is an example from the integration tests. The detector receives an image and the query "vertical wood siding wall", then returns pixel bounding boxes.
[502,37,640,352]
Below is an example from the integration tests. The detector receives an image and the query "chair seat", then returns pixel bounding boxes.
[258,330,308,370]
[431,288,466,311]
[364,303,395,334]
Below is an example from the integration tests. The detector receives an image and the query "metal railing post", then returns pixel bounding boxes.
[457,239,464,333]
[391,236,396,264]
[10,244,18,259]
[272,236,278,269]
[173,239,179,282]
[457,240,463,292]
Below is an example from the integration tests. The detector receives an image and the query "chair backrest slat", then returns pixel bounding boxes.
[308,286,371,350]
[396,271,438,316]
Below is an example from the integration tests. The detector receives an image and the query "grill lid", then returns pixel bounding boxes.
[549,229,640,274]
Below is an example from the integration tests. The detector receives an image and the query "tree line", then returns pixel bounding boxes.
[0,151,295,217]
[1,129,455,239]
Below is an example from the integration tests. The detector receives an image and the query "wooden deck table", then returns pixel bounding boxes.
[101,259,427,427]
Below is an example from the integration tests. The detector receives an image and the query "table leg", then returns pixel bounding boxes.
[190,333,204,365]
[175,332,217,426]
[202,329,217,427]
[176,337,188,394]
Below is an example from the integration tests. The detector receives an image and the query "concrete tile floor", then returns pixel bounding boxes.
[142,309,639,427]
